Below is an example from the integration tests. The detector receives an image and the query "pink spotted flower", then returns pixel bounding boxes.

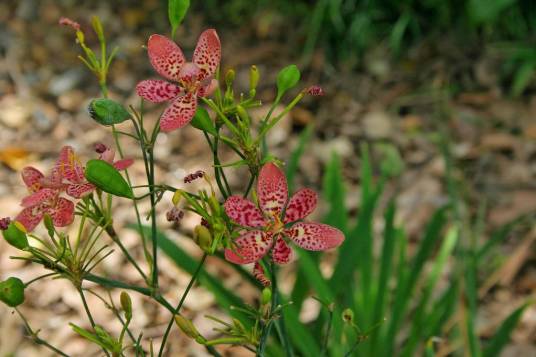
[16,166,74,232]
[224,163,345,265]
[136,30,221,132]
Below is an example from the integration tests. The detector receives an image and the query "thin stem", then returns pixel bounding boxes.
[158,253,208,357]
[148,146,158,288]
[257,261,277,356]
[16,308,70,357]
[320,308,334,356]
[24,272,57,287]
[78,287,111,357]
[105,225,148,282]
[204,131,230,198]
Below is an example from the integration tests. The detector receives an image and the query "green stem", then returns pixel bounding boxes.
[16,308,70,357]
[205,337,246,346]
[105,226,148,282]
[257,262,277,356]
[79,287,111,357]
[158,253,208,357]
[148,146,158,288]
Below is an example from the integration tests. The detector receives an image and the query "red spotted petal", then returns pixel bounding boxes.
[253,262,271,287]
[193,29,221,80]
[225,231,273,264]
[147,34,185,81]
[159,93,197,132]
[66,183,95,199]
[285,222,344,251]
[197,79,218,97]
[21,188,57,208]
[257,163,288,217]
[113,159,134,170]
[16,206,44,232]
[272,236,294,265]
[136,80,182,103]
[55,146,85,183]
[224,196,266,228]
[284,188,318,223]
[49,197,74,227]
[21,167,44,193]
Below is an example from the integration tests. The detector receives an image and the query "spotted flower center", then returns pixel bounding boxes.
[178,62,202,93]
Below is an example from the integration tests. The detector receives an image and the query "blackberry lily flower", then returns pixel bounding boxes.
[16,166,74,232]
[224,163,344,265]
[136,29,221,132]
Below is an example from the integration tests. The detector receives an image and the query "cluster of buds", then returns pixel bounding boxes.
[166,207,184,223]
[183,170,205,184]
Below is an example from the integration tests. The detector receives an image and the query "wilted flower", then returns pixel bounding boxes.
[0,217,11,231]
[224,163,344,265]
[306,85,325,96]
[136,30,221,132]
[58,17,81,31]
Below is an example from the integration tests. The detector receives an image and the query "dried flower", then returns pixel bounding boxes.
[0,217,11,231]
[306,85,324,96]
[166,207,184,223]
[136,30,221,132]
[59,17,81,31]
[183,170,205,183]
[253,262,271,287]
[224,163,344,265]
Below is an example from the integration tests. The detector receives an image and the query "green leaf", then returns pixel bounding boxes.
[191,107,217,135]
[483,303,532,357]
[2,222,28,250]
[88,98,130,126]
[276,64,300,99]
[85,160,133,199]
[0,277,25,307]
[168,0,190,38]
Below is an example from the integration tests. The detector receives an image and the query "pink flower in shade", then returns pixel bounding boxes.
[15,167,74,232]
[136,30,221,132]
[224,163,345,265]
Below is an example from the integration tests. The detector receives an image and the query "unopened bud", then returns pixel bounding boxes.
[120,292,132,320]
[261,287,272,305]
[208,196,221,216]
[342,308,354,323]
[249,65,259,91]
[236,105,249,125]
[194,225,212,252]
[306,85,324,96]
[225,69,235,87]
[172,190,183,206]
[0,277,25,307]
[75,30,85,44]
[2,222,28,250]
[174,315,206,342]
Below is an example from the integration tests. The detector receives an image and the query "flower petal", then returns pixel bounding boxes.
[284,188,318,223]
[147,34,185,81]
[193,29,221,80]
[225,231,273,264]
[257,163,288,217]
[159,93,197,132]
[66,183,95,199]
[253,262,271,287]
[136,80,182,103]
[55,146,85,183]
[197,79,219,97]
[285,222,344,251]
[113,159,134,170]
[224,195,266,228]
[21,167,44,192]
[21,188,57,208]
[49,198,74,227]
[16,206,44,232]
[272,236,294,265]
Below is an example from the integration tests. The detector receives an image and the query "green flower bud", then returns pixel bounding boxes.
[0,277,25,307]
[88,98,130,126]
[194,225,213,252]
[85,159,133,199]
[172,189,183,206]
[208,195,221,216]
[261,287,272,305]
[236,105,249,125]
[342,308,354,323]
[120,291,133,320]
[225,69,235,87]
[249,65,259,92]
[174,315,206,343]
[2,222,28,250]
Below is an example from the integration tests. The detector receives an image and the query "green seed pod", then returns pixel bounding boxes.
[120,291,133,320]
[175,315,202,340]
[43,214,55,238]
[342,308,354,323]
[191,108,217,136]
[85,159,133,199]
[172,189,183,206]
[261,287,272,305]
[208,195,221,216]
[88,98,130,126]
[236,105,250,126]
[276,64,300,99]
[2,222,28,250]
[0,277,25,307]
[194,225,213,252]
